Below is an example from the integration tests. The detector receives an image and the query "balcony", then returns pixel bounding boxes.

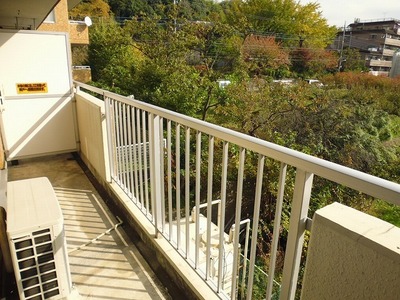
[1,17,400,298]
[0,77,399,299]
[383,48,395,57]
[369,70,390,76]
[74,82,400,299]
[72,66,92,83]
[385,37,400,47]
[4,154,170,300]
[367,59,392,68]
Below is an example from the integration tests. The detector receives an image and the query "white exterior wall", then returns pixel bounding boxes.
[301,202,400,300]
[0,30,77,160]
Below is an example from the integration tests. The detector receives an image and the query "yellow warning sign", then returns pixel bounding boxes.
[16,83,48,94]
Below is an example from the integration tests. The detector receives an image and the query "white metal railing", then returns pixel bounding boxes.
[74,81,400,300]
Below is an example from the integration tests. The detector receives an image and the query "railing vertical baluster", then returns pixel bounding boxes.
[126,105,134,199]
[206,135,214,280]
[195,131,202,268]
[136,109,144,209]
[266,163,287,300]
[160,118,165,233]
[143,110,149,216]
[176,128,184,250]
[131,107,139,202]
[185,127,191,258]
[217,141,229,292]
[104,96,115,183]
[280,169,314,300]
[121,103,128,191]
[167,120,173,241]
[112,101,119,180]
[115,102,123,184]
[176,124,181,250]
[149,113,163,235]
[231,147,246,299]
[246,154,265,299]
[241,221,250,296]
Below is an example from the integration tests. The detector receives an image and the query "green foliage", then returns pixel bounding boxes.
[322,72,400,116]
[71,45,89,66]
[224,0,336,48]
[88,20,142,94]
[70,0,111,20]
[124,17,243,120]
[85,1,400,295]
[107,0,226,21]
[81,0,344,84]
[179,0,225,21]
[340,47,368,72]
[217,78,397,179]
[368,200,400,227]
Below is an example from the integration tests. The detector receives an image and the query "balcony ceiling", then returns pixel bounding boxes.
[0,0,81,29]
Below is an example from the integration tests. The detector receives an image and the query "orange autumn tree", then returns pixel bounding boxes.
[291,47,338,77]
[242,34,290,77]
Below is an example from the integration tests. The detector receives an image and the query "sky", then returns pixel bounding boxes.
[299,0,400,27]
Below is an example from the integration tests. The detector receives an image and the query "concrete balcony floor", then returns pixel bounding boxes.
[7,153,171,300]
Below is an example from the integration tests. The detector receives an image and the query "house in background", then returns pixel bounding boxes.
[38,0,92,83]
[332,18,400,76]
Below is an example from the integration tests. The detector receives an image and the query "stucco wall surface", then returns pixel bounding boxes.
[301,202,400,300]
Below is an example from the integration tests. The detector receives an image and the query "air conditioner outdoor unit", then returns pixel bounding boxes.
[6,177,73,300]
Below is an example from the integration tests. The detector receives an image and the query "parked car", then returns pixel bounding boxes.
[305,79,324,87]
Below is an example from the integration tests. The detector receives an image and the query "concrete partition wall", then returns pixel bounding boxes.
[301,202,400,300]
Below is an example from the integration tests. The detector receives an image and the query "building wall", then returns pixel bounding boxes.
[39,0,69,33]
[301,202,400,300]
[334,19,400,76]
[347,31,385,50]
[38,0,90,81]
[72,67,92,83]
[38,0,89,45]
[69,22,89,44]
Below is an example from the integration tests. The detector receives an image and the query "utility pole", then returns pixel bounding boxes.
[338,22,346,71]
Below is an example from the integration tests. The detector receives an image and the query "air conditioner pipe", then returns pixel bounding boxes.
[68,216,123,254]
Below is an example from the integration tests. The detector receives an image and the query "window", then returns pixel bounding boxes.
[44,9,56,23]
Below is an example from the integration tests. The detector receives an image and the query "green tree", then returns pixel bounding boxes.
[214,78,303,140]
[177,0,220,21]
[88,20,142,94]
[323,72,400,116]
[224,0,336,48]
[340,47,367,72]
[107,0,131,17]
[69,0,111,20]
[126,17,242,120]
[216,78,397,179]
[289,2,336,48]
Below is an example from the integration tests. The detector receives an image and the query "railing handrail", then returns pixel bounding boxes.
[72,66,91,70]
[74,81,400,206]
